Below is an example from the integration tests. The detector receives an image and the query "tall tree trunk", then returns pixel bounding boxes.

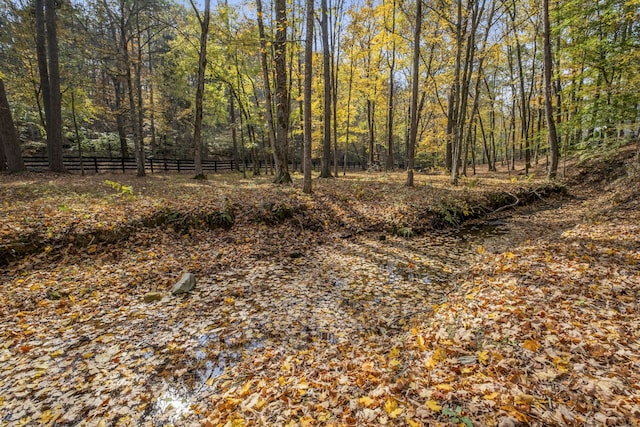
[467,2,494,173]
[223,0,239,172]
[0,79,26,172]
[273,0,292,184]
[506,45,517,171]
[112,77,129,158]
[35,0,51,143]
[36,0,65,172]
[125,48,143,175]
[543,0,559,179]
[190,0,210,179]
[135,11,146,175]
[320,0,333,178]
[302,0,313,194]
[365,35,375,169]
[406,0,422,187]
[367,99,375,168]
[70,91,85,175]
[508,0,532,174]
[255,0,278,178]
[448,0,463,182]
[478,113,492,170]
[230,91,239,171]
[329,0,344,178]
[147,28,157,158]
[235,50,259,176]
[120,0,144,176]
[385,0,396,171]
[344,58,354,176]
[45,0,65,172]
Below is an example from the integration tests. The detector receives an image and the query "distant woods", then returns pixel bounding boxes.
[0,0,638,180]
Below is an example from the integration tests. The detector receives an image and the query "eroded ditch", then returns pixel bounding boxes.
[142,223,510,425]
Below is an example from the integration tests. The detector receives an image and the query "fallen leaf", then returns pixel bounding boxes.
[358,396,375,407]
[384,398,403,418]
[435,383,454,391]
[426,400,442,411]
[523,339,541,352]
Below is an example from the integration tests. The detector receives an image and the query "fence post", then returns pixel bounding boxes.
[94,157,99,173]
[149,158,154,174]
[121,157,125,173]
[214,161,217,173]
[177,159,181,172]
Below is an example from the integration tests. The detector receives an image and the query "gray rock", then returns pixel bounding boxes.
[497,416,518,427]
[144,292,163,303]
[171,272,196,295]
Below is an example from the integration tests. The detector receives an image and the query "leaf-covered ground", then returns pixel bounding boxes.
[0,156,638,426]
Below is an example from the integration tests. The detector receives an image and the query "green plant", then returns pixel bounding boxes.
[104,180,133,196]
[442,405,473,426]
[465,178,480,188]
[352,184,365,200]
[435,197,472,226]
[396,226,414,238]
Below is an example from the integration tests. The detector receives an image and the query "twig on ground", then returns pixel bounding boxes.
[490,192,520,215]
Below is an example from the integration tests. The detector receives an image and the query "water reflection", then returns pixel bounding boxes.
[151,383,192,424]
[379,262,439,285]
[148,333,264,423]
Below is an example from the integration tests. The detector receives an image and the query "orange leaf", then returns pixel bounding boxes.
[500,405,530,423]
[523,339,541,352]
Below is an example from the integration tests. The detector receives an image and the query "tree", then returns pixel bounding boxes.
[0,78,25,172]
[35,0,65,172]
[543,0,559,179]
[273,0,292,184]
[190,0,211,179]
[406,0,421,187]
[329,0,345,177]
[319,0,332,178]
[385,0,396,171]
[303,0,314,193]
[255,0,277,177]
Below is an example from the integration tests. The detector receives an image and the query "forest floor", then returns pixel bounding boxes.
[0,149,639,426]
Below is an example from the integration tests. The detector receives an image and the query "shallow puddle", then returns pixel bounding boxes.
[451,221,510,240]
[147,225,513,425]
[379,262,439,285]
[145,331,265,424]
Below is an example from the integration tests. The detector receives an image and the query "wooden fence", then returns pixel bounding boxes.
[22,156,365,174]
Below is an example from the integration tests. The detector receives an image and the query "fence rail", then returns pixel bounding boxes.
[22,156,365,174]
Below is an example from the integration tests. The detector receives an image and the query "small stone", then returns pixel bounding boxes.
[143,292,163,303]
[497,416,518,427]
[171,272,196,295]
[289,251,303,259]
[457,355,478,365]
